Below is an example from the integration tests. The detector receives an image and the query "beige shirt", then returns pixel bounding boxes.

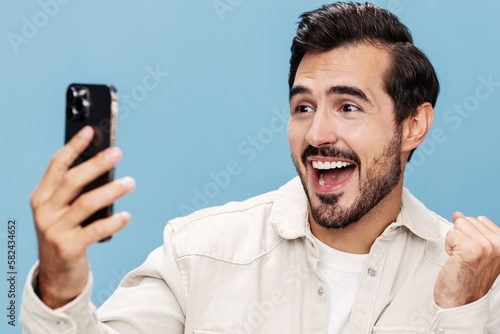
[20,177,500,333]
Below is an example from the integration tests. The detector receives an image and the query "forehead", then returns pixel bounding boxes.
[294,44,391,92]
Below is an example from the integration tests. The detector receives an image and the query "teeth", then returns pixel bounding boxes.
[312,160,352,170]
[318,172,325,186]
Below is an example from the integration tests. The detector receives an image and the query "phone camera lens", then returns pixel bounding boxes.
[66,105,78,121]
[66,86,90,121]
[67,86,77,102]
[75,97,84,112]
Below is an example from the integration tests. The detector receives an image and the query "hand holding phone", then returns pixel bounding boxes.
[29,84,135,309]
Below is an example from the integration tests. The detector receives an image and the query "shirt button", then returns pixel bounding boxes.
[435,329,445,334]
[317,287,324,296]
[57,320,68,331]
[367,267,377,277]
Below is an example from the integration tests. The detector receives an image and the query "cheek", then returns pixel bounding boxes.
[340,123,389,161]
[287,121,306,153]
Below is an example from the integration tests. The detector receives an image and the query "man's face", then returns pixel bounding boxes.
[288,44,403,229]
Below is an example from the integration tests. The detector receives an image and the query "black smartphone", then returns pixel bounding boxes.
[65,83,118,237]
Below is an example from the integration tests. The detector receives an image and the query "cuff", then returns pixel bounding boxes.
[429,292,490,334]
[20,262,96,334]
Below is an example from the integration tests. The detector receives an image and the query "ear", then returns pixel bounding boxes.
[401,102,434,154]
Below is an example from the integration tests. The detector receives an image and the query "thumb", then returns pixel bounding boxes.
[452,211,466,223]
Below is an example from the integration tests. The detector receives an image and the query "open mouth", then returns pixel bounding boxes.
[309,158,357,191]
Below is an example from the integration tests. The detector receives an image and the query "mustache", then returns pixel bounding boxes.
[301,145,361,167]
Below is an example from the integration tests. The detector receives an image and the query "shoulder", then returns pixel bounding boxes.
[166,187,283,264]
[401,188,453,266]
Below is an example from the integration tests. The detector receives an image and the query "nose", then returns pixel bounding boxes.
[305,108,339,148]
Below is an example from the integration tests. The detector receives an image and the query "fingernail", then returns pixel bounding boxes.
[79,126,93,140]
[119,211,131,222]
[120,176,136,190]
[105,147,121,161]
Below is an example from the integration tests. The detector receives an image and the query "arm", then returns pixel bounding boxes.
[431,212,500,333]
[21,126,135,331]
[21,225,186,333]
[32,126,135,308]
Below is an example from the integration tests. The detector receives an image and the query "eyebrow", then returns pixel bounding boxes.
[289,85,311,102]
[289,84,372,105]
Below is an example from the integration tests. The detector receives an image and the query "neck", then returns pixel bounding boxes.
[310,182,403,254]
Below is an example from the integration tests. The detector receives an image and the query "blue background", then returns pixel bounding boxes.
[1,0,499,332]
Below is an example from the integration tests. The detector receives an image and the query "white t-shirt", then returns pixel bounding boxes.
[311,234,369,334]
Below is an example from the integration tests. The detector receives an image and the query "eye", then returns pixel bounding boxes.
[294,105,314,113]
[340,104,361,112]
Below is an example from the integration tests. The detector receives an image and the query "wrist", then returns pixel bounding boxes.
[38,270,86,309]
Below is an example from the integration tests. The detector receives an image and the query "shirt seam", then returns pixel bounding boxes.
[176,237,285,265]
[173,200,275,233]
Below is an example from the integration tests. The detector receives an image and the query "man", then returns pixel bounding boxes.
[21,2,500,333]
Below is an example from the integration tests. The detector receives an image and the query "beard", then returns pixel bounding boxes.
[292,129,402,229]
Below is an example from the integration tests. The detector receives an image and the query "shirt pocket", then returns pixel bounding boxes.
[372,325,428,333]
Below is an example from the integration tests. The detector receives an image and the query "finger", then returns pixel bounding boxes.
[444,227,471,256]
[464,216,497,239]
[48,146,122,210]
[448,217,500,263]
[455,216,499,243]
[79,211,132,246]
[32,126,94,208]
[452,216,489,244]
[452,211,466,223]
[477,216,500,236]
[54,176,135,231]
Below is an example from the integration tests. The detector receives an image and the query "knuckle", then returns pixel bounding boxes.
[49,156,67,175]
[483,240,497,257]
[49,152,62,167]
[97,150,113,167]
[446,228,458,240]
[49,151,59,164]
[64,143,79,159]
[91,221,108,237]
[88,218,115,241]
[52,144,79,170]
[454,218,466,229]
[492,235,500,248]
[469,243,486,260]
[74,194,94,212]
[30,191,40,209]
[33,206,51,229]
[61,172,78,189]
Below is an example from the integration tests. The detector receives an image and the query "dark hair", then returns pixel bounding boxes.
[289,2,440,161]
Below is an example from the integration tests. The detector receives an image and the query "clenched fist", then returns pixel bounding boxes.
[434,212,500,308]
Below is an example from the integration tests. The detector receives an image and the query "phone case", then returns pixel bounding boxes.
[65,83,118,232]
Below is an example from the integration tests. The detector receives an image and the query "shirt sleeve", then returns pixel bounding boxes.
[428,279,500,334]
[20,224,186,334]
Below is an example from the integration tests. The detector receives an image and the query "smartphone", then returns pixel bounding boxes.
[65,83,118,238]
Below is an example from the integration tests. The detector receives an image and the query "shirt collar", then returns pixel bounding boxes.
[270,177,443,242]
[389,187,443,241]
[270,177,309,239]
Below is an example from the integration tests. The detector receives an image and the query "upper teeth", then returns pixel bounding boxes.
[312,161,352,169]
